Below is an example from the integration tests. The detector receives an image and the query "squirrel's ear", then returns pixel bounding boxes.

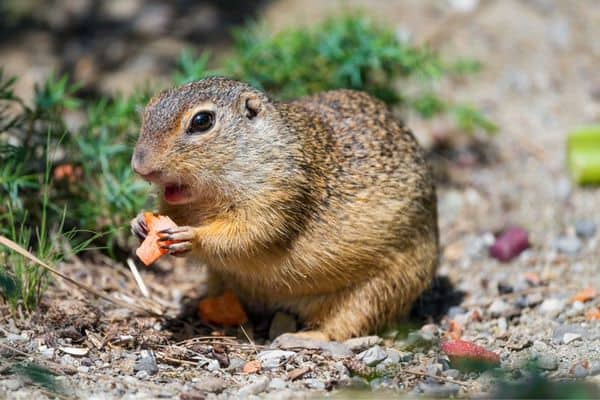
[241,93,263,120]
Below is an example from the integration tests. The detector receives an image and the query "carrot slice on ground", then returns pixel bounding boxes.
[243,360,261,374]
[135,212,177,266]
[198,290,249,326]
[571,287,597,303]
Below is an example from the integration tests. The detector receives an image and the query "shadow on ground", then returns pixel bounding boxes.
[410,275,465,322]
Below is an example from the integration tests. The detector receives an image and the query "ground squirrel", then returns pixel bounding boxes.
[131,77,439,340]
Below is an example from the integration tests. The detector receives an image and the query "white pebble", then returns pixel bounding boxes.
[563,333,582,344]
[539,298,565,317]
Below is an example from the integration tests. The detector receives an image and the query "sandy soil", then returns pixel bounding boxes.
[1,0,599,398]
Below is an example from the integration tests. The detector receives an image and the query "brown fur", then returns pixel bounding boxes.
[132,77,439,340]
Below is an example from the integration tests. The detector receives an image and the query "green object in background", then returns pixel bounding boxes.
[567,125,600,185]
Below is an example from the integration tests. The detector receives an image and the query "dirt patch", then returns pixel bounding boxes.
[1,0,600,398]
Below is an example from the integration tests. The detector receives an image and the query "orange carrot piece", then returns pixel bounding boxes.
[585,307,600,321]
[243,360,261,374]
[135,212,177,266]
[198,290,249,326]
[446,319,463,341]
[571,287,597,303]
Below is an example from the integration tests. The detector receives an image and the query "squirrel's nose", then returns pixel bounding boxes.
[132,149,159,181]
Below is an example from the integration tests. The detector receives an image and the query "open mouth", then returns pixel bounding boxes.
[164,183,192,204]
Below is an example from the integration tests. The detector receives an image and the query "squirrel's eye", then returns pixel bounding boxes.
[187,111,215,134]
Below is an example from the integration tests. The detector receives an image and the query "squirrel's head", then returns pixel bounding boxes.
[132,77,294,206]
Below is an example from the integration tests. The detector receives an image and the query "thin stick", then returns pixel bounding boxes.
[0,236,158,317]
[239,324,259,355]
[0,342,77,376]
[398,367,470,387]
[155,352,198,367]
[126,258,150,298]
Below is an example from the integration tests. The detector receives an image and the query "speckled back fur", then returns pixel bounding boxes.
[134,77,439,340]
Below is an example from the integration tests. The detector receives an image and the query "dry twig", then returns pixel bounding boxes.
[126,258,150,298]
[398,367,470,387]
[0,236,159,317]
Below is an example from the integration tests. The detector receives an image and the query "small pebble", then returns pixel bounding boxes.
[419,382,460,398]
[524,292,543,308]
[575,220,597,238]
[553,236,582,255]
[448,0,479,13]
[370,377,395,390]
[553,325,587,342]
[257,350,296,369]
[201,376,228,393]
[421,324,440,339]
[536,353,558,370]
[447,306,466,318]
[555,177,572,200]
[399,351,415,362]
[268,378,287,390]
[321,342,354,358]
[206,359,220,371]
[344,336,382,352]
[357,345,388,366]
[238,376,270,396]
[4,378,23,391]
[77,366,90,374]
[444,369,461,379]
[591,361,600,376]
[340,376,369,389]
[562,333,582,344]
[6,333,27,343]
[572,301,585,312]
[475,370,497,391]
[497,317,508,335]
[61,354,74,366]
[532,340,548,352]
[539,298,565,317]
[133,350,159,376]
[333,361,350,376]
[228,356,246,371]
[81,358,93,367]
[39,346,55,359]
[403,328,436,351]
[304,379,326,390]
[382,348,402,364]
[437,355,451,371]
[489,299,511,317]
[135,370,149,380]
[570,361,590,378]
[489,227,529,262]
[426,363,443,377]
[497,281,514,294]
[272,334,352,358]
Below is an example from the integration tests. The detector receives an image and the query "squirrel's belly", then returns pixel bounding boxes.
[207,244,381,302]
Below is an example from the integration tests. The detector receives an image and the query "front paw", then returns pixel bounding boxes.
[158,226,196,257]
[131,211,150,241]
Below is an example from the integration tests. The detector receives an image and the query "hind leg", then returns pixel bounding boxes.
[301,246,437,341]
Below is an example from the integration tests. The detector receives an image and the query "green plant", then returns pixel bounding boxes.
[0,71,99,312]
[1,129,61,311]
[0,13,498,312]
[1,66,151,252]
[174,14,496,134]
[71,89,152,252]
[10,362,61,393]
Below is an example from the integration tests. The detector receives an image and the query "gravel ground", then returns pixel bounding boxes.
[1,0,599,398]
